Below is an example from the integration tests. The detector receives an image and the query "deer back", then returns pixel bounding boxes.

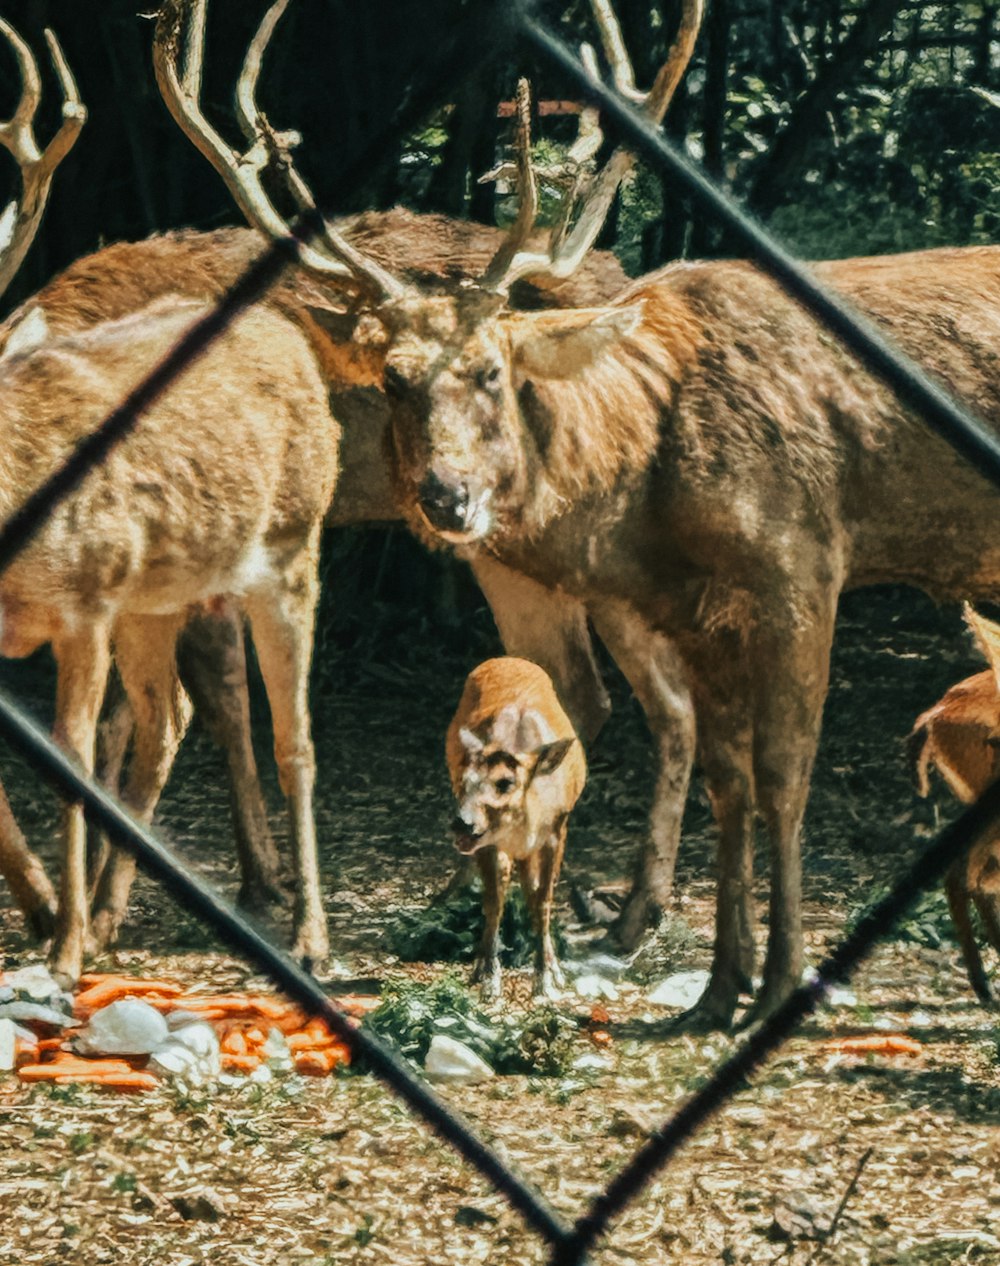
[446,657,586,808]
[0,299,338,653]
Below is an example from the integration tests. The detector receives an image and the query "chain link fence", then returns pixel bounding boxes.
[3,3,1000,1262]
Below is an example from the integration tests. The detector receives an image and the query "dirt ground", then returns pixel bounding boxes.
[2,565,1000,1266]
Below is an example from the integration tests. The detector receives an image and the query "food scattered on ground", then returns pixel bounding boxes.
[0,967,364,1091]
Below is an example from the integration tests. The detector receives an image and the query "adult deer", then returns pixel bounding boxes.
[0,18,358,984]
[150,0,697,954]
[263,8,1000,1028]
[0,5,622,957]
[0,17,85,943]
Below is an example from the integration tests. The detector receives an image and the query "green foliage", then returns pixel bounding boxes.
[845,886,956,950]
[385,882,565,968]
[360,975,577,1076]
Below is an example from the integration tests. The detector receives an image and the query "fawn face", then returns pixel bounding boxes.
[451,704,574,862]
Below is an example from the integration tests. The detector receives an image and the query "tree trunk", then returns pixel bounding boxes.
[747,0,907,214]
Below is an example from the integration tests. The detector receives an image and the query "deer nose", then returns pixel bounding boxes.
[419,469,469,533]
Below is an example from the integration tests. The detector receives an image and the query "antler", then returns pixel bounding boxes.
[153,0,405,302]
[0,21,86,300]
[479,0,705,294]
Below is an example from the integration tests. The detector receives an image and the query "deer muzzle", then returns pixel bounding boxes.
[417,467,493,542]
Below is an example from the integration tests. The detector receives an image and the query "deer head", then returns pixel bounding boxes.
[0,19,85,304]
[154,0,703,542]
[452,702,575,859]
[380,2,703,542]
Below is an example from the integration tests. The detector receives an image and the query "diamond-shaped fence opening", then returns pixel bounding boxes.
[2,4,1000,1264]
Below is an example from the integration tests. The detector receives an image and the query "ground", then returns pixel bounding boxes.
[1,563,999,1266]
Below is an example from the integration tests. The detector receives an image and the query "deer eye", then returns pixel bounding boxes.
[383,363,409,400]
[494,776,515,795]
[477,363,503,393]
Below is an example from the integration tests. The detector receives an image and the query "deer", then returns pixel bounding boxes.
[210,0,1000,1031]
[0,5,633,957]
[0,17,83,945]
[447,657,586,999]
[909,605,1000,1006]
[0,18,361,986]
[146,0,700,960]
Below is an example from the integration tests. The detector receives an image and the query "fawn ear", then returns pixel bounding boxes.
[1,306,49,360]
[531,738,575,780]
[510,304,644,380]
[965,603,1000,691]
[491,703,521,749]
[459,726,483,756]
[516,707,554,753]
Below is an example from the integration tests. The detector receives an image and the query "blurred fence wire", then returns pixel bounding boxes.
[3,3,1000,1263]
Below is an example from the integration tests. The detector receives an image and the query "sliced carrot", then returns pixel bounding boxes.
[220,1031,249,1056]
[293,1043,349,1073]
[589,1029,612,1048]
[73,977,183,1016]
[35,1036,67,1053]
[221,1052,262,1073]
[52,1070,158,1092]
[821,1034,922,1056]
[14,1041,39,1067]
[18,1057,135,1082]
[329,995,381,1018]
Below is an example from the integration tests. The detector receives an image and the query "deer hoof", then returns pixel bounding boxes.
[291,925,330,975]
[26,901,57,944]
[471,960,502,1001]
[237,873,293,915]
[606,891,661,953]
[89,907,123,952]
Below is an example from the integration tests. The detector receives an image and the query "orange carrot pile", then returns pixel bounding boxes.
[1,970,369,1091]
[820,1034,923,1057]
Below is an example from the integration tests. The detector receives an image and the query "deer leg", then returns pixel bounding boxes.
[520,822,568,998]
[973,888,1000,962]
[745,604,837,1027]
[90,613,191,950]
[590,601,698,950]
[0,777,57,941]
[471,846,512,999]
[177,602,287,913]
[664,681,757,1033]
[88,670,134,898]
[951,870,993,1005]
[471,554,611,744]
[243,541,327,968]
[49,623,112,986]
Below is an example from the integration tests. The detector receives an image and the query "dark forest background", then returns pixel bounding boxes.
[3,0,1000,644]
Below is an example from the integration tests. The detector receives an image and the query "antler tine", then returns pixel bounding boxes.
[479,79,540,292]
[479,0,704,295]
[153,0,405,302]
[589,0,646,106]
[236,0,407,301]
[0,21,86,300]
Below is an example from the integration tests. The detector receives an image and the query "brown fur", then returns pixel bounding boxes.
[447,657,585,997]
[0,300,339,983]
[383,242,1000,1029]
[0,211,623,951]
[909,647,1000,1004]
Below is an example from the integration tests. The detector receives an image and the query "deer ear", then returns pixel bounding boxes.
[511,304,643,380]
[531,737,575,780]
[491,703,522,749]
[965,604,1000,691]
[459,726,484,755]
[516,707,554,753]
[2,306,49,360]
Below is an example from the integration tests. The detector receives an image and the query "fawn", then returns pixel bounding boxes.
[446,658,586,999]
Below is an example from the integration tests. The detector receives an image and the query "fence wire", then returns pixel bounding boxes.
[2,2,1000,1264]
